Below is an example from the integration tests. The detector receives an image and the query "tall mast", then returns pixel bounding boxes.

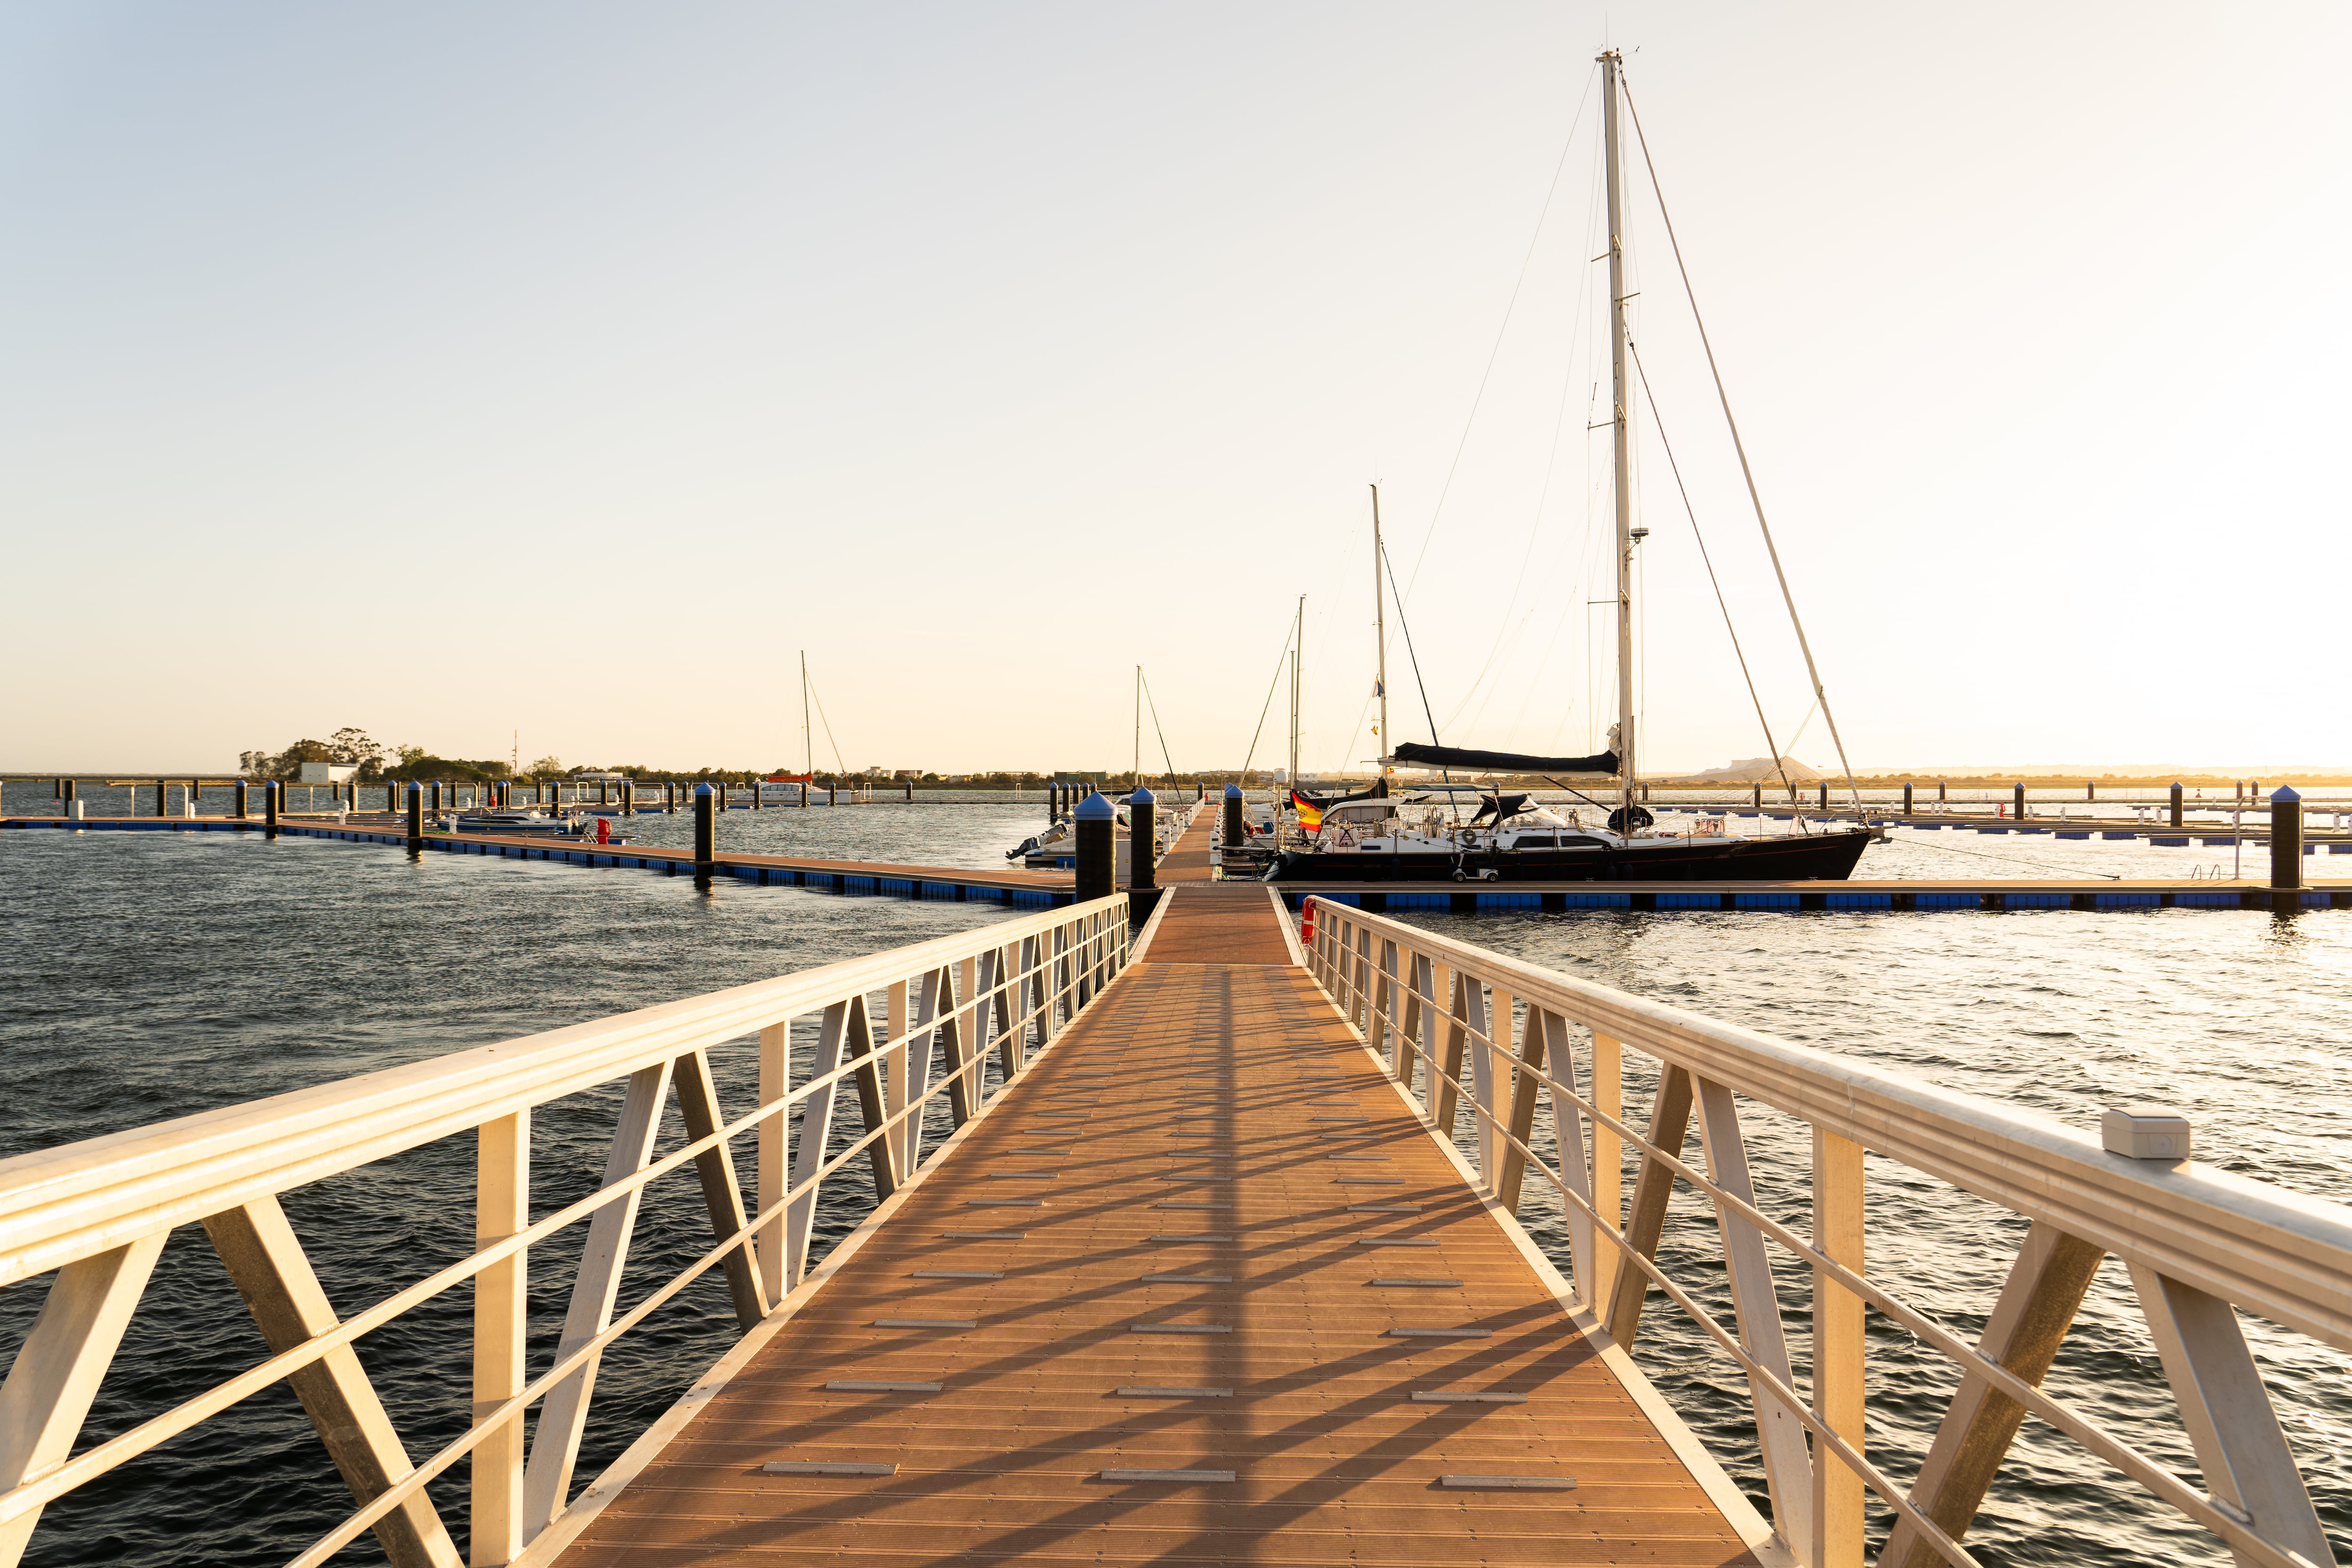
[1601,50,1636,825]
[1371,484,1390,792]
[1134,665,1142,785]
[801,651,811,778]
[1290,594,1303,787]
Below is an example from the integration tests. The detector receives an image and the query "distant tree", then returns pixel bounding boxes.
[262,740,335,782]
[384,754,498,783]
[327,727,386,780]
[528,755,563,781]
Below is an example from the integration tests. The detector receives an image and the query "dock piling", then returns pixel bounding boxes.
[1752,782,1762,809]
[1130,786,1156,891]
[234,780,248,819]
[1074,789,1114,902]
[2272,787,2303,898]
[2171,782,2184,829]
[1903,781,1914,814]
[1939,780,1947,803]
[2014,782,2027,820]
[1818,781,1829,810]
[405,783,423,851]
[1223,783,1244,857]
[264,781,280,839]
[694,783,715,882]
[622,780,636,817]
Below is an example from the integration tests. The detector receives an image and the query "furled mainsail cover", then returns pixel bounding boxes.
[1391,743,1620,775]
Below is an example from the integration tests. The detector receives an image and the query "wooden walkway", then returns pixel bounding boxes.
[1152,805,1218,884]
[548,885,1761,1567]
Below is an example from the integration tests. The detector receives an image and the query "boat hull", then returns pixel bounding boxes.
[1263,829,1874,883]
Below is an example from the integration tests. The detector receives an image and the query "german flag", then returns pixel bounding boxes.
[1290,790,1323,832]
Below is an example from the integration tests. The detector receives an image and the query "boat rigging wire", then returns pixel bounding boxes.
[804,670,850,778]
[1236,619,1295,781]
[1379,539,1454,793]
[1380,541,1444,749]
[1138,670,1177,782]
[1619,68,1866,816]
[1398,63,1602,611]
[1443,139,1608,741]
[1626,333,1807,830]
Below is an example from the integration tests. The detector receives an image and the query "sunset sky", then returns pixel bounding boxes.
[5,3,2345,776]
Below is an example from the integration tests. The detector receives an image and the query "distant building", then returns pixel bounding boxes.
[571,771,628,782]
[298,762,360,784]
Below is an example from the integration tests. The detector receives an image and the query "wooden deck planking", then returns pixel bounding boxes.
[1152,806,1218,884]
[1136,887,1295,966]
[550,900,1761,1567]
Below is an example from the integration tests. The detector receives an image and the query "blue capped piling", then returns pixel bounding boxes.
[1075,789,1115,903]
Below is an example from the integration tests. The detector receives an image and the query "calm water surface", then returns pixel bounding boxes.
[2,796,2346,1567]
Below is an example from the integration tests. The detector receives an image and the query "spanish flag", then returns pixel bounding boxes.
[1290,790,1323,832]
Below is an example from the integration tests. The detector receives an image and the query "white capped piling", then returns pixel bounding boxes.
[1075,789,1115,902]
[264,781,280,839]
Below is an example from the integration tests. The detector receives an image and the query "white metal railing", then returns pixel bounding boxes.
[0,894,1131,1568]
[1301,896,2350,1568]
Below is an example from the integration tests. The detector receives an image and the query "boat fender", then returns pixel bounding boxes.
[1299,903,1316,945]
[596,818,611,845]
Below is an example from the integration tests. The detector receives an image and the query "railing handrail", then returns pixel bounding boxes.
[1301,895,2348,1568]
[0,895,1126,1289]
[1303,897,2352,1351]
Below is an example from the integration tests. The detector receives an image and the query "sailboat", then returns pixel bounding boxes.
[1265,51,1875,885]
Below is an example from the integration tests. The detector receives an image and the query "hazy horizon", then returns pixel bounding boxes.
[7,4,2346,775]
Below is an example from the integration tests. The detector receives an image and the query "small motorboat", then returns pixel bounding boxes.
[453,809,575,837]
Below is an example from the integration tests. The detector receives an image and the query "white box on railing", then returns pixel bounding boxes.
[2102,1107,2192,1162]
